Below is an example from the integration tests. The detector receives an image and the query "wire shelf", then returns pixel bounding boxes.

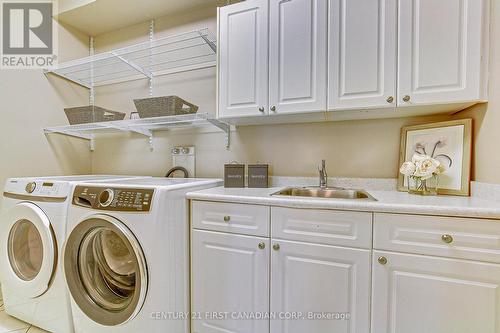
[44,113,231,151]
[46,28,217,88]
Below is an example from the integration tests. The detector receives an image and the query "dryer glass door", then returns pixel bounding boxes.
[0,202,56,298]
[64,215,147,326]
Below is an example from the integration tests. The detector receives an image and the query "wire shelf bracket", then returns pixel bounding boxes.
[44,129,96,151]
[207,118,231,148]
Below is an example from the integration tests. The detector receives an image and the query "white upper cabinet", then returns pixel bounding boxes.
[217,0,489,121]
[328,0,397,110]
[268,0,328,115]
[218,0,269,118]
[397,0,489,106]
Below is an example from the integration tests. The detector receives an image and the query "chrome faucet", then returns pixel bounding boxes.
[318,159,328,188]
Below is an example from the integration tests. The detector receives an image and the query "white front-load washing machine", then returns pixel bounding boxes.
[63,177,222,333]
[0,175,148,333]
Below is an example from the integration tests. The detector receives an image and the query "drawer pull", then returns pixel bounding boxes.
[378,256,388,265]
[223,215,231,222]
[441,234,453,244]
[258,242,266,250]
[273,244,280,251]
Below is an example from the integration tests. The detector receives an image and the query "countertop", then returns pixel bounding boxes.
[186,186,500,220]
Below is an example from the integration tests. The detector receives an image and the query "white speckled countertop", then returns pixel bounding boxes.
[186,186,500,220]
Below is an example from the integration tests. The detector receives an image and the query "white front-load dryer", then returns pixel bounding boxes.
[0,175,148,333]
[63,177,222,333]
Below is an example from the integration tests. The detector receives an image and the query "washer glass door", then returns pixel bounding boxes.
[8,219,44,281]
[0,202,56,298]
[64,215,147,326]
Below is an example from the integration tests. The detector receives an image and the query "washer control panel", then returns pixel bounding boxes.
[73,186,154,212]
[4,179,70,200]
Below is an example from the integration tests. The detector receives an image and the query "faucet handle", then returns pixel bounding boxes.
[318,159,328,188]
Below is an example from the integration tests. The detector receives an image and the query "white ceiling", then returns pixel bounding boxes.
[56,0,224,36]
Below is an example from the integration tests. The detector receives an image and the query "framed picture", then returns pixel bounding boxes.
[398,119,472,196]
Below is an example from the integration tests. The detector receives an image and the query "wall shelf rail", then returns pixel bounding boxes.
[44,113,231,151]
[45,28,217,88]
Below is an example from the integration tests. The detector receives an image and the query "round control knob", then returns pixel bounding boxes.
[99,189,115,207]
[25,182,36,194]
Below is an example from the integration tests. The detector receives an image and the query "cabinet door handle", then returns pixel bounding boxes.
[223,215,231,222]
[258,242,266,250]
[270,106,276,112]
[258,107,265,112]
[441,234,453,244]
[403,95,411,102]
[273,243,280,251]
[378,256,388,265]
[386,96,394,103]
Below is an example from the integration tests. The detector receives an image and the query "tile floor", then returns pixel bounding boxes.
[0,295,49,333]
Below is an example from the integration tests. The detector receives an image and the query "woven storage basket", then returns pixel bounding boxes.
[64,106,126,125]
[133,96,198,118]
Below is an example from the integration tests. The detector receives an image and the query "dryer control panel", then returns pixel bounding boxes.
[73,186,154,212]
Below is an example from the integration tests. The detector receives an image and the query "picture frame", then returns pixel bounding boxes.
[398,119,472,196]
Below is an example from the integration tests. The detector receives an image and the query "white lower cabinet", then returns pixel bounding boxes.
[191,202,500,333]
[371,250,500,333]
[271,239,371,333]
[191,230,270,333]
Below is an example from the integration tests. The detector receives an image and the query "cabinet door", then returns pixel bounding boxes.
[192,230,270,333]
[269,0,328,115]
[271,240,371,333]
[218,0,269,118]
[372,250,500,333]
[398,0,487,106]
[328,0,397,110]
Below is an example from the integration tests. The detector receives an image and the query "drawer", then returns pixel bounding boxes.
[271,207,372,249]
[374,213,500,263]
[191,200,270,237]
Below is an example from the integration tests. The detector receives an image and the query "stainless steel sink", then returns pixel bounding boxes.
[272,186,376,201]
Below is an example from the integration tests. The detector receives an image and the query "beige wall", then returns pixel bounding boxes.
[458,0,500,184]
[80,3,500,183]
[0,22,92,190]
[0,2,494,195]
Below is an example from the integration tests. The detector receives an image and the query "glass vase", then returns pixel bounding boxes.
[407,175,439,196]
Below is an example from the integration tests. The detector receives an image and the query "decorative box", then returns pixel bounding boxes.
[248,164,269,188]
[224,164,245,188]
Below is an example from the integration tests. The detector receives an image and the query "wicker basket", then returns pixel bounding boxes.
[64,106,126,125]
[133,96,198,118]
